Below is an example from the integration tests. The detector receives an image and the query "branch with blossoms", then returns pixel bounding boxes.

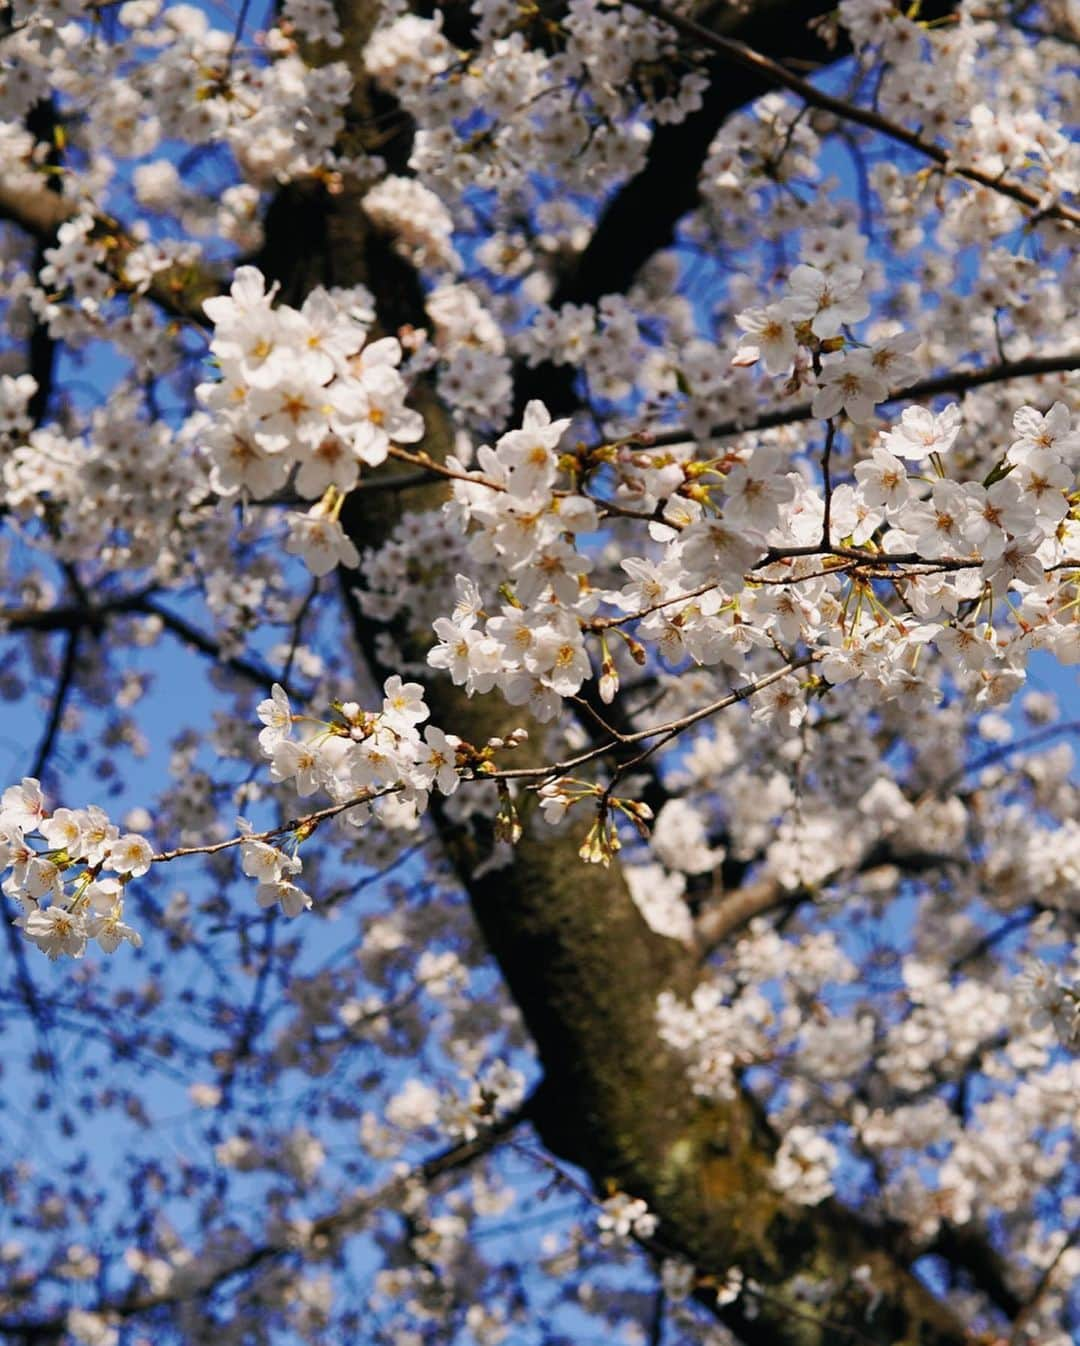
[0,668,467,958]
[0,187,217,332]
[0,648,824,960]
[624,0,1080,229]
[249,658,816,868]
[490,656,816,782]
[8,259,1075,951]
[648,349,1080,449]
[0,772,402,960]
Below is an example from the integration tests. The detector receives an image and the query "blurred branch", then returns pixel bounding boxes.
[28,626,79,783]
[930,1223,1023,1320]
[695,843,966,953]
[0,1106,528,1340]
[626,0,1080,227]
[647,349,1080,449]
[1007,1218,1080,1344]
[135,597,293,694]
[2,590,294,699]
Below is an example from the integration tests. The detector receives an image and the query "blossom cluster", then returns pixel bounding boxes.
[366,0,707,206]
[1015,957,1080,1050]
[377,1060,527,1147]
[421,355,1078,735]
[196,267,423,576]
[425,401,601,721]
[771,1126,839,1206]
[4,365,208,572]
[597,1192,658,1244]
[0,779,145,959]
[255,677,465,842]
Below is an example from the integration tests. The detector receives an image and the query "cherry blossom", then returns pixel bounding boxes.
[0,1,1077,1343]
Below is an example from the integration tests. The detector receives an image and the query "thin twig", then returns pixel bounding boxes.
[149,786,400,864]
[485,655,817,784]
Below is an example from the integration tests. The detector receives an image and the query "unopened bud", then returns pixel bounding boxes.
[620,632,647,665]
[495,784,522,845]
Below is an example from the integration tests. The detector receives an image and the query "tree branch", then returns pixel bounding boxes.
[28,625,79,784]
[647,349,1080,448]
[625,0,1080,228]
[0,1108,525,1340]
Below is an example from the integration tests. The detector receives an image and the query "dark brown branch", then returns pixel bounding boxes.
[626,0,1080,227]
[134,598,290,694]
[930,1224,1023,1320]
[2,592,295,697]
[647,349,1080,448]
[29,626,79,784]
[24,97,62,426]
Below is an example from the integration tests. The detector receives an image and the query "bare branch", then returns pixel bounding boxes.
[28,626,79,783]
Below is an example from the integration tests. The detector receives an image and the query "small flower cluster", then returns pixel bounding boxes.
[196,267,424,576]
[537,779,654,867]
[4,381,207,573]
[597,1192,658,1244]
[770,1126,839,1206]
[426,283,513,430]
[362,177,461,274]
[237,826,312,920]
[427,401,600,721]
[1015,958,1080,1050]
[517,296,649,407]
[0,779,145,960]
[256,677,465,839]
[0,373,38,442]
[735,261,925,422]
